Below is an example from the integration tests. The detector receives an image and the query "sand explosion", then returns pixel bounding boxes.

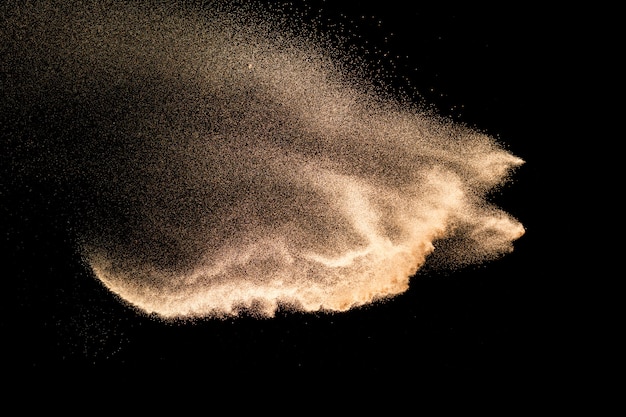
[1,1,524,318]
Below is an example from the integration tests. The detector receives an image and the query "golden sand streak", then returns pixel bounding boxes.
[2,1,524,318]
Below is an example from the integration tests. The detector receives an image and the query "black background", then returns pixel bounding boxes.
[2,1,558,377]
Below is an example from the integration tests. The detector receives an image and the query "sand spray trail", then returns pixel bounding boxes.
[1,1,524,318]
